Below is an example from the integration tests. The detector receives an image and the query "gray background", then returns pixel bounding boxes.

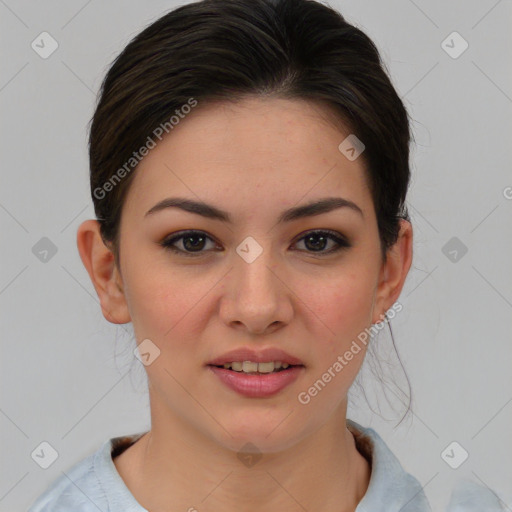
[1,0,511,510]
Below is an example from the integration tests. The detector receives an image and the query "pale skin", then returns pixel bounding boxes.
[77,96,413,512]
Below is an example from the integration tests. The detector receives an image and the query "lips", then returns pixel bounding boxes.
[206,347,304,367]
[208,364,304,397]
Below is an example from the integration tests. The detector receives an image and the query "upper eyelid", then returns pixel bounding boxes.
[162,229,348,249]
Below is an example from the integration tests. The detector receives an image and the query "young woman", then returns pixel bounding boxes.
[28,0,505,510]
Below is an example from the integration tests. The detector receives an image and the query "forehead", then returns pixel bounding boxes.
[122,97,372,223]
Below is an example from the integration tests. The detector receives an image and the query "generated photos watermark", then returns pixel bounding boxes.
[93,97,198,200]
[297,301,403,405]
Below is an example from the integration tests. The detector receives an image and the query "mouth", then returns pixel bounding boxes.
[208,361,304,374]
[206,361,305,398]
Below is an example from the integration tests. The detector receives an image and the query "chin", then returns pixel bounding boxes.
[210,419,308,456]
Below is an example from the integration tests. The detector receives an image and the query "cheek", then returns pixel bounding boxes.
[298,271,376,359]
[310,271,374,330]
[124,262,209,346]
[296,273,375,405]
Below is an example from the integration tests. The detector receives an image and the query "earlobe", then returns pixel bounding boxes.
[372,220,413,324]
[76,219,131,324]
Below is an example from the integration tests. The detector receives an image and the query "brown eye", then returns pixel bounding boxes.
[160,229,351,258]
[160,230,218,257]
[292,230,351,254]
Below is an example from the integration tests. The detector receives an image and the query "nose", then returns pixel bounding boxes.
[219,246,293,336]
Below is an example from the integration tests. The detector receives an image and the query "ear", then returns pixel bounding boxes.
[371,219,413,324]
[76,219,131,324]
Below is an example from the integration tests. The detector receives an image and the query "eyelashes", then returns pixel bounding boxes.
[159,229,351,258]
[160,230,220,257]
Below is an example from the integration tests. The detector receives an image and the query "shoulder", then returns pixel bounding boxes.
[27,439,112,512]
[347,420,506,512]
[347,419,432,512]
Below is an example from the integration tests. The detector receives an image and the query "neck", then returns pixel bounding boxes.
[114,399,371,512]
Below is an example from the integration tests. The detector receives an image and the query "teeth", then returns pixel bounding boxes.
[256,362,275,373]
[242,361,259,373]
[220,360,293,373]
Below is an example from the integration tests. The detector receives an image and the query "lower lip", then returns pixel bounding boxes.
[207,365,304,398]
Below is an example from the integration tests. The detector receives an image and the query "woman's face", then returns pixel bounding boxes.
[109,97,409,452]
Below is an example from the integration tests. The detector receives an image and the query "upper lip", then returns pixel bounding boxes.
[207,347,304,366]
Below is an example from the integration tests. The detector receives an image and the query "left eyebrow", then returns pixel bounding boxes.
[144,196,364,223]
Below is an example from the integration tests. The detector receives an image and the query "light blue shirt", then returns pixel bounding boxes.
[27,419,505,511]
